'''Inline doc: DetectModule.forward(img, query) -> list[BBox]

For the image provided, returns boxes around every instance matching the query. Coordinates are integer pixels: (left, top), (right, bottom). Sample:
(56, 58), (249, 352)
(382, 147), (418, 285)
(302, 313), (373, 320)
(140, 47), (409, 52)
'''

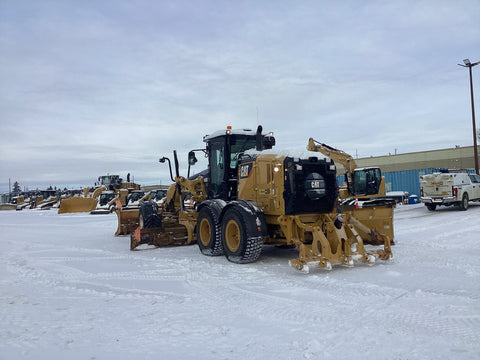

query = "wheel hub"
(199, 218), (211, 246)
(225, 219), (240, 252)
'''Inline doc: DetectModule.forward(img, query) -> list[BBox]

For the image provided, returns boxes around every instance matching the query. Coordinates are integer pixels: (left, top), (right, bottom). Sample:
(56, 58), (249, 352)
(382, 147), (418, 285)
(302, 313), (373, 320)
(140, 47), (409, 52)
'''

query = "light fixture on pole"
(458, 58), (480, 174)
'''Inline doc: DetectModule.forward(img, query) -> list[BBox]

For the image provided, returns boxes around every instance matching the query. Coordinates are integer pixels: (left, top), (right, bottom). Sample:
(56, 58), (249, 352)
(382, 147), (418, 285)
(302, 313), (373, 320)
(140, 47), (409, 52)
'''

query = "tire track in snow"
(1, 249), (191, 303)
(182, 258), (406, 330)
(386, 306), (480, 349)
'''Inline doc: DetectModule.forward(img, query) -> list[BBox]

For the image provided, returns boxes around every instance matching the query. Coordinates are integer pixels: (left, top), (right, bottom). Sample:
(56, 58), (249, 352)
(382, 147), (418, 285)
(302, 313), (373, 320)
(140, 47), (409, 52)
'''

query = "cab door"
(208, 141), (226, 199)
(469, 174), (480, 199)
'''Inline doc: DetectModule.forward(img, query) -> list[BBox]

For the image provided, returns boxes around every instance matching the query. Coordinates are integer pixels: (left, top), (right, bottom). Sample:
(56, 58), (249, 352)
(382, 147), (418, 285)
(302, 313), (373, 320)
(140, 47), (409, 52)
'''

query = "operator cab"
(201, 125), (275, 200)
(98, 191), (116, 206)
(98, 175), (122, 190)
(40, 189), (58, 200)
(351, 167), (382, 196)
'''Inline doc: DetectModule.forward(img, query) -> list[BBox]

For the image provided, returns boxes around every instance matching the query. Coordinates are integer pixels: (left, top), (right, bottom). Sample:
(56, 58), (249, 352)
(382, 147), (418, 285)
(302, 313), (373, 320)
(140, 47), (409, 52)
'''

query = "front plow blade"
(341, 200), (395, 245)
(288, 214), (393, 273)
(130, 222), (192, 250)
(115, 208), (140, 236)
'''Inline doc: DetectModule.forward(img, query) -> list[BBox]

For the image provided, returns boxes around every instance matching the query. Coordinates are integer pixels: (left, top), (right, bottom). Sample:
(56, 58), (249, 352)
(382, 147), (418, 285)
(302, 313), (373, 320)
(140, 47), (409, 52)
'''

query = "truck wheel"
(221, 207), (262, 264)
(426, 203), (436, 211)
(459, 193), (469, 211)
(139, 201), (162, 229)
(197, 206), (223, 256)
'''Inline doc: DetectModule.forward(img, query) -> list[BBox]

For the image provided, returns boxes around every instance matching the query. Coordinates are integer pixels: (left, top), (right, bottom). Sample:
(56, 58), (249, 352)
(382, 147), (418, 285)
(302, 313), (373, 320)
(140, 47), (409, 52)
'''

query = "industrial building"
(341, 145), (479, 198)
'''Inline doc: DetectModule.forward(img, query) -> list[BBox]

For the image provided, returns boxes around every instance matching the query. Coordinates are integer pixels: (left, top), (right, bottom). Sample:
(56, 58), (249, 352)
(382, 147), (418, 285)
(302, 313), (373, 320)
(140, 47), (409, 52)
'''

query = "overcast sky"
(1, 0), (479, 193)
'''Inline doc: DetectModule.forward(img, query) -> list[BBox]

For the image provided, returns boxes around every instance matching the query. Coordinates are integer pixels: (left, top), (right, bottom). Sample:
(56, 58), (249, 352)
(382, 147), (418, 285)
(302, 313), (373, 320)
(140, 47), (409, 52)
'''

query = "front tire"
(459, 193), (469, 211)
(221, 207), (262, 264)
(196, 206), (223, 256)
(139, 201), (162, 229)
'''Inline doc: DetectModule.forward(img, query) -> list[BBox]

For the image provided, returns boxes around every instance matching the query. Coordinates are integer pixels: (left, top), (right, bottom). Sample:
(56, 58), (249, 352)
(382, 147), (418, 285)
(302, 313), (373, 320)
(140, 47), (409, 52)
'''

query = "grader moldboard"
(122, 126), (393, 273)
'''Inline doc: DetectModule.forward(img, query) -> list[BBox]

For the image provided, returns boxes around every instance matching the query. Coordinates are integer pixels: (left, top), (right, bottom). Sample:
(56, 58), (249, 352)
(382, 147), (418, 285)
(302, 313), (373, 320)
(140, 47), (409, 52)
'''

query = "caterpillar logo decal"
(240, 163), (253, 178)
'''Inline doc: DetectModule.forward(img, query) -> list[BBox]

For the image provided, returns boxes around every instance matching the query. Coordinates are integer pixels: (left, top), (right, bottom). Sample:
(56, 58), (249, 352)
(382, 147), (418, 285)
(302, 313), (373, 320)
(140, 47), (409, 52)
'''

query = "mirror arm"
(159, 157), (175, 182)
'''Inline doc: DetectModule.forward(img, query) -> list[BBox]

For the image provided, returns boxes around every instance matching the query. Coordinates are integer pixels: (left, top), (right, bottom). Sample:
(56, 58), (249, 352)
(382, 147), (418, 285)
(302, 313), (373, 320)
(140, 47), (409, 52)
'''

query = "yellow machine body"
(236, 153), (392, 271)
(128, 139), (393, 273)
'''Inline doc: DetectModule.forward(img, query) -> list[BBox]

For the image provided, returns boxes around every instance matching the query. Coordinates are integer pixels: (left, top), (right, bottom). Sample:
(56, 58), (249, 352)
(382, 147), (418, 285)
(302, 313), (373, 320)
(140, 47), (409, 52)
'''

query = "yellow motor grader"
(123, 126), (393, 273)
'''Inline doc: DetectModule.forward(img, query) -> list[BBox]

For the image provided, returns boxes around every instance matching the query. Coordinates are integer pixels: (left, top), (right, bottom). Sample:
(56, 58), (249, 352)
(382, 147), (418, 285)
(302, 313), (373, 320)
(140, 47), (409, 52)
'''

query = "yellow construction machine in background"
(1, 191), (58, 211)
(58, 174), (140, 214)
(0, 195), (30, 211)
(58, 186), (104, 214)
(307, 138), (396, 244)
(118, 126), (393, 273)
(33, 190), (60, 210)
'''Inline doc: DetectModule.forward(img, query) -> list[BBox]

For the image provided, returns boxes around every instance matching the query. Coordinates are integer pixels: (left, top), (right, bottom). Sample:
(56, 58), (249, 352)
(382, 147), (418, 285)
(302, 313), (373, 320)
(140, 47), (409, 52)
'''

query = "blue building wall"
(383, 169), (432, 197)
(336, 169), (431, 197)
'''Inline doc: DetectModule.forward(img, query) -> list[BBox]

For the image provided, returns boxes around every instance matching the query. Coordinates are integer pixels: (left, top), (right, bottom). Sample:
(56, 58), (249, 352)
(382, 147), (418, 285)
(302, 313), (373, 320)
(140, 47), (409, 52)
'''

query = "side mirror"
(188, 151), (198, 166)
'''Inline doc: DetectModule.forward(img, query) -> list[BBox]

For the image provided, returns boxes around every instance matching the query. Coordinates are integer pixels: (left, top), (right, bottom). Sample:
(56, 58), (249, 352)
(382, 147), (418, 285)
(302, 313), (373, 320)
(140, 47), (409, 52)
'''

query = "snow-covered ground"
(1, 203), (479, 359)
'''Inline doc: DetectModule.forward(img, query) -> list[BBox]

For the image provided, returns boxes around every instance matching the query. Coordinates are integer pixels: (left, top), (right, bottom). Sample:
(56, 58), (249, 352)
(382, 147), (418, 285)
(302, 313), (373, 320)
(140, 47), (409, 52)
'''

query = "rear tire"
(197, 206), (223, 256)
(221, 207), (262, 264)
(459, 193), (469, 211)
(426, 203), (436, 211)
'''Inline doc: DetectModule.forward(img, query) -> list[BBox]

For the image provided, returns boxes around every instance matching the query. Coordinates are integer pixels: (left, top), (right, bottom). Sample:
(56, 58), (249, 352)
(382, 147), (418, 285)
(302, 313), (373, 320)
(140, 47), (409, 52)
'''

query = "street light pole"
(458, 59), (480, 175)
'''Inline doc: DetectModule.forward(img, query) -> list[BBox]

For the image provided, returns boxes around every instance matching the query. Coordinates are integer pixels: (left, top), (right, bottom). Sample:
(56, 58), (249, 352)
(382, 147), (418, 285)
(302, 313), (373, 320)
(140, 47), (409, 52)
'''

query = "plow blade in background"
(58, 197), (98, 214)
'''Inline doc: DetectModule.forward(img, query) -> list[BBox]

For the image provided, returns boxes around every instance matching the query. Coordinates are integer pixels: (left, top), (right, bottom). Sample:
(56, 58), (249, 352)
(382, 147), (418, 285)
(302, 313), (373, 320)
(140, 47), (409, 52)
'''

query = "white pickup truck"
(419, 172), (480, 211)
